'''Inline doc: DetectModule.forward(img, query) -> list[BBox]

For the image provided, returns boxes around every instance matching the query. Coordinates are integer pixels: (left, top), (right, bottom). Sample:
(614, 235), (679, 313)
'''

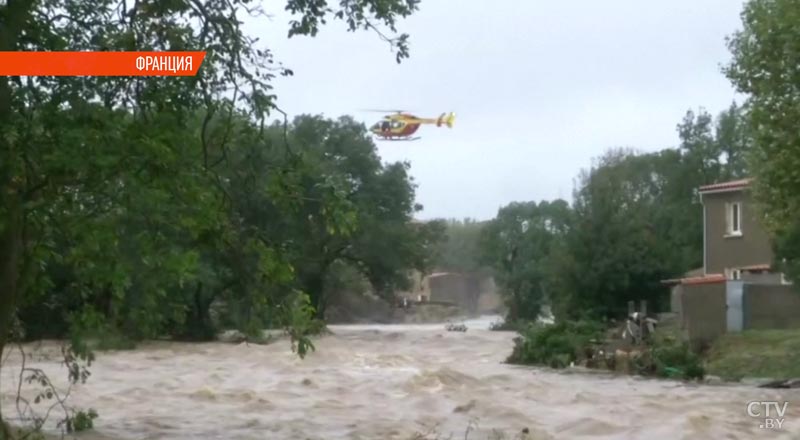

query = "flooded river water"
(2, 316), (798, 439)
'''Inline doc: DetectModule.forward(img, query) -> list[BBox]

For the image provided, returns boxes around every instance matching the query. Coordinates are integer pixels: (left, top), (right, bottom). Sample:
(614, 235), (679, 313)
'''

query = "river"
(2, 316), (798, 439)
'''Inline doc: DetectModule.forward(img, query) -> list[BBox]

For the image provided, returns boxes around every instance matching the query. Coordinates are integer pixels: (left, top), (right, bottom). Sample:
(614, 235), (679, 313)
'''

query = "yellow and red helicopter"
(365, 110), (456, 141)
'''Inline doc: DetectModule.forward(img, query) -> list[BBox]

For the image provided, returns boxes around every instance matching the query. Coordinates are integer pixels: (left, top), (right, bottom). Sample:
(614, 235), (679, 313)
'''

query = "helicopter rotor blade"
(358, 109), (410, 113)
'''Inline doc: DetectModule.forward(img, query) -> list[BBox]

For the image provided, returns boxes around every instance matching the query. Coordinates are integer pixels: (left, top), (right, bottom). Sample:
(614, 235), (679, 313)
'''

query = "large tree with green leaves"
(550, 149), (678, 319)
(479, 200), (571, 322)
(477, 106), (751, 323)
(0, 0), (420, 432)
(267, 115), (441, 317)
(725, 0), (800, 283)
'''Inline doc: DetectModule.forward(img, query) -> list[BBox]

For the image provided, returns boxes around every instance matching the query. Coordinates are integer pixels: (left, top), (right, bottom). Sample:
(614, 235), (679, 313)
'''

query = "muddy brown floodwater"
(1, 316), (799, 440)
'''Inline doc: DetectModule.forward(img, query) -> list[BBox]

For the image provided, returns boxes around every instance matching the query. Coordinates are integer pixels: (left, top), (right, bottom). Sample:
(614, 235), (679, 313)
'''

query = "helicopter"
(365, 110), (456, 141)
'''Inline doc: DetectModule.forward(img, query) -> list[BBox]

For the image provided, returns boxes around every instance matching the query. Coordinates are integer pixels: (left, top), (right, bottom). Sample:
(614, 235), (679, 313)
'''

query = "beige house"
(663, 178), (800, 347)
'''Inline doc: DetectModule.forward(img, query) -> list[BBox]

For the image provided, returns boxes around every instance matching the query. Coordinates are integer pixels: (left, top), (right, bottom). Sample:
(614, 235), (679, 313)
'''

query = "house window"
(727, 202), (742, 235)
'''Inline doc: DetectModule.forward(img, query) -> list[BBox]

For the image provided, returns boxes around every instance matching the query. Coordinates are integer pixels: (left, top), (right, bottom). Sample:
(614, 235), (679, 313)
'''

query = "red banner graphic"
(0, 51), (206, 76)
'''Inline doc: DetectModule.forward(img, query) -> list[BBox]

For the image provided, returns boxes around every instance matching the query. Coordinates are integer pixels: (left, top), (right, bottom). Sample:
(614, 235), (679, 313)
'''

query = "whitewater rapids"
(1, 316), (798, 439)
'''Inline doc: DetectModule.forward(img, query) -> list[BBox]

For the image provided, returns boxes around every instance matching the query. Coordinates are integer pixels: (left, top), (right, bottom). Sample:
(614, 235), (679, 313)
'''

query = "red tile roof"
(682, 274), (727, 285)
(698, 178), (752, 193)
(661, 273), (727, 285)
(662, 265), (771, 285)
(739, 263), (771, 272)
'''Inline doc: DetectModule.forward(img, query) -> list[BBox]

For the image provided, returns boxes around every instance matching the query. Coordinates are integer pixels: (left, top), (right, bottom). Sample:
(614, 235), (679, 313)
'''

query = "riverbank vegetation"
(507, 320), (604, 369)
(506, 319), (705, 381)
(704, 329), (800, 381)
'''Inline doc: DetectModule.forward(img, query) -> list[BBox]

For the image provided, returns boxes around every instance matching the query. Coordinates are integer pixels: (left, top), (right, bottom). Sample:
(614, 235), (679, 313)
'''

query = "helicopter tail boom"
(414, 112), (455, 128)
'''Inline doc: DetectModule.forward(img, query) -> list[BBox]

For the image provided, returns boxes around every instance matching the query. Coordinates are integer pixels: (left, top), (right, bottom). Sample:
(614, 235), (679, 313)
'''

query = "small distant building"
(397, 271), (501, 315)
(663, 178), (800, 348)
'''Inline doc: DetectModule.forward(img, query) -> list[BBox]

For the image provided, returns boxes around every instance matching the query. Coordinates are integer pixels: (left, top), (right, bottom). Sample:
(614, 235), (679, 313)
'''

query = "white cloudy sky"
(246, 1), (747, 221)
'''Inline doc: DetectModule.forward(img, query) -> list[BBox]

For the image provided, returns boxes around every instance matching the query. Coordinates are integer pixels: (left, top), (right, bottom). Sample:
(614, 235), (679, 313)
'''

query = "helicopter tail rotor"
(436, 112), (456, 128)
(445, 112), (455, 128)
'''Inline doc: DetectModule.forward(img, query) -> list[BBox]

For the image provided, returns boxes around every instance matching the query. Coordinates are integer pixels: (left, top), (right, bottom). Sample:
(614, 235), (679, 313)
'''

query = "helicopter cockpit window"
(390, 121), (403, 129)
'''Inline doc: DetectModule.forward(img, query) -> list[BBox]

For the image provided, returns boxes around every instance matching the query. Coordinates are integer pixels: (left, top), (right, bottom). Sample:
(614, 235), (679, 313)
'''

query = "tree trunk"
(185, 283), (216, 341)
(0, 197), (23, 343)
(0, 195), (24, 435)
(304, 272), (326, 320)
(0, 1), (36, 429)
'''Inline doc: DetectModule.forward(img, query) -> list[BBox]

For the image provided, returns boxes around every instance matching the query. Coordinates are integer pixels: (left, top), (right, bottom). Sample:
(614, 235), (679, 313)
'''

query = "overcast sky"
(247, 1), (747, 221)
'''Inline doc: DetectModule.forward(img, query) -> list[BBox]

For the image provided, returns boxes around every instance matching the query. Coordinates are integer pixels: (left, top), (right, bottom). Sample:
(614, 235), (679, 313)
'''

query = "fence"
(677, 281), (800, 348)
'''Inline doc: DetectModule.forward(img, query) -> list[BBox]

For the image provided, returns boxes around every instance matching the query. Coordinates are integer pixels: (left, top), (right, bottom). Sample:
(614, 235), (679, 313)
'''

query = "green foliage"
(480, 200), (571, 322)
(285, 292), (320, 358)
(430, 218), (487, 273)
(285, 0), (419, 63)
(550, 113), (751, 320)
(632, 336), (705, 380)
(506, 320), (604, 368)
(551, 149), (682, 319)
(241, 115), (440, 317)
(705, 329), (800, 381)
(63, 409), (99, 434)
(0, 0), (422, 431)
(725, 0), (800, 283)
(479, 105), (751, 326)
(68, 308), (135, 352)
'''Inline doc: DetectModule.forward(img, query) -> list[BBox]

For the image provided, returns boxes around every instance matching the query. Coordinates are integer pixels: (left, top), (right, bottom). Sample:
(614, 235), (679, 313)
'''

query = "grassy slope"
(704, 329), (800, 380)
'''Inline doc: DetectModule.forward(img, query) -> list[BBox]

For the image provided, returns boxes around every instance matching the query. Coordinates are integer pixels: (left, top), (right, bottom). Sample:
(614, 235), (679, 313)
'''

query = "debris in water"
(759, 378), (800, 389)
(445, 323), (467, 332)
(453, 399), (476, 413)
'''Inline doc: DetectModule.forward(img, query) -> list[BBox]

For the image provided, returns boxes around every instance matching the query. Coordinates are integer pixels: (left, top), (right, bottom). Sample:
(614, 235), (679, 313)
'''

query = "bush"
(68, 309), (136, 351)
(632, 336), (705, 380)
(506, 320), (604, 368)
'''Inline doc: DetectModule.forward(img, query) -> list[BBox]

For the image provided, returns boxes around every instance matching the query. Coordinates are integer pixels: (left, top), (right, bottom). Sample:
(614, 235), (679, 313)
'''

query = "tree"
(0, 0), (420, 432)
(477, 106), (752, 323)
(431, 218), (488, 274)
(265, 115), (441, 317)
(725, 0), (800, 282)
(479, 200), (571, 322)
(548, 149), (676, 319)
(715, 102), (752, 180)
(549, 120), (752, 320)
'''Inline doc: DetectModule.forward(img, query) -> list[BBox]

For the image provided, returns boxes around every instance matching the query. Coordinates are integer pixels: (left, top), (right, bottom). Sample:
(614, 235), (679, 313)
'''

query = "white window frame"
(726, 202), (742, 236)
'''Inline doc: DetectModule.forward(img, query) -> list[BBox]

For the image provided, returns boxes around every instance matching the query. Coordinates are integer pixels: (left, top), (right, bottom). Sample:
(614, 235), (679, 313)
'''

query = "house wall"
(744, 284), (800, 329)
(670, 285), (683, 314)
(679, 282), (727, 349)
(703, 190), (773, 274)
(428, 273), (482, 314)
(742, 272), (783, 284)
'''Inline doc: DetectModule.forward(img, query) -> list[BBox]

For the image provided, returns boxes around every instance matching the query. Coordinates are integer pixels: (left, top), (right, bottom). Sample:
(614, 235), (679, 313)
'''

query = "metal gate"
(726, 280), (744, 332)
